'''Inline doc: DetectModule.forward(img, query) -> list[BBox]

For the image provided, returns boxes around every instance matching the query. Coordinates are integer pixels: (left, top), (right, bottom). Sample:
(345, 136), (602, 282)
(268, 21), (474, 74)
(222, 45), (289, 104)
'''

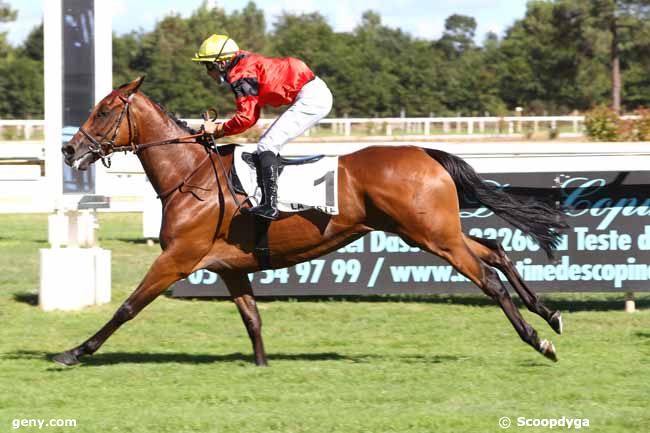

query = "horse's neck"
(134, 103), (204, 197)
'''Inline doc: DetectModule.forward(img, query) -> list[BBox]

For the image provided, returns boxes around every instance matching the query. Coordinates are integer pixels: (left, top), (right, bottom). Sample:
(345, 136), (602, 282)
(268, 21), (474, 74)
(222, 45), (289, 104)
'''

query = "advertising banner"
(172, 170), (650, 297)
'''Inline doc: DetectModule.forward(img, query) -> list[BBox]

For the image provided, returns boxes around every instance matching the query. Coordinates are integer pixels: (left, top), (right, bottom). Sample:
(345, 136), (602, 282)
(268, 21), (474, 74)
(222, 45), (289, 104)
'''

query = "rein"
(78, 90), (203, 168)
(78, 90), (242, 207)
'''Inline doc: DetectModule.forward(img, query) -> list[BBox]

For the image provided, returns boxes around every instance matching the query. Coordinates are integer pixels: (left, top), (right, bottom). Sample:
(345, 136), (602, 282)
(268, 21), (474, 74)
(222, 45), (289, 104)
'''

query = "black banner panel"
(173, 170), (650, 297)
(62, 0), (95, 194)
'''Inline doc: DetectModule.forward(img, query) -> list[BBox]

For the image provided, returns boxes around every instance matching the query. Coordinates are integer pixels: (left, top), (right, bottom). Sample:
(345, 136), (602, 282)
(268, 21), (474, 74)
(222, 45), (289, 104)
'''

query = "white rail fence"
(0, 115), (592, 141)
(2, 139), (650, 214)
(0, 120), (45, 140)
(181, 115), (587, 137)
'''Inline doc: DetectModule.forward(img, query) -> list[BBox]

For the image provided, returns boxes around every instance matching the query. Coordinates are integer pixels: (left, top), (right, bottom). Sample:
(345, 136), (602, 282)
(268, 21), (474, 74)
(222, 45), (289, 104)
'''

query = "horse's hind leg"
(464, 234), (563, 335)
(221, 272), (268, 366)
(408, 233), (558, 361)
(385, 193), (556, 359)
(427, 237), (558, 361)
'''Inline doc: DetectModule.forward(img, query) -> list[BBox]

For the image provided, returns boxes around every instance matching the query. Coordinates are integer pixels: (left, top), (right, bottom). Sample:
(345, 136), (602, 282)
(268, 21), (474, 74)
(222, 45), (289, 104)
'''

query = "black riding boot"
(242, 151), (280, 220)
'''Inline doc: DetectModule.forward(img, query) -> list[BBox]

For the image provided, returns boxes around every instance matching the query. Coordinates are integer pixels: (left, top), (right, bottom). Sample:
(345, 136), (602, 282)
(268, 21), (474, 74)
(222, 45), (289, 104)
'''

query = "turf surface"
(1, 214), (649, 433)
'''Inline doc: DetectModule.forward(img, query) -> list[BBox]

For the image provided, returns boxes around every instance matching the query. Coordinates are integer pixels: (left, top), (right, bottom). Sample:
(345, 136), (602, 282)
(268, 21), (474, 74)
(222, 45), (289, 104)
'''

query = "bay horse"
(56, 77), (566, 367)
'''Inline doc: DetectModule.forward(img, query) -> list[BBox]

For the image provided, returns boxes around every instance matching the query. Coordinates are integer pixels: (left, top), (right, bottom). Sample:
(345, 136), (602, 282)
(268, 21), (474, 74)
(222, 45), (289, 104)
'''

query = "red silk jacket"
(222, 51), (315, 136)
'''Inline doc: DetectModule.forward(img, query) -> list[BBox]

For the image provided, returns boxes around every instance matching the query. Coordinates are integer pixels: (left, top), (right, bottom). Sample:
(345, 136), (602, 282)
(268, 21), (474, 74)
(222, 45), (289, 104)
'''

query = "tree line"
(1, 0), (650, 120)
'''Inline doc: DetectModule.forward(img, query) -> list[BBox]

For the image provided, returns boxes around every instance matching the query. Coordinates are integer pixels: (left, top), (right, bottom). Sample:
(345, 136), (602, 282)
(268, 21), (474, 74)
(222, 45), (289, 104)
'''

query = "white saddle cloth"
(234, 145), (339, 215)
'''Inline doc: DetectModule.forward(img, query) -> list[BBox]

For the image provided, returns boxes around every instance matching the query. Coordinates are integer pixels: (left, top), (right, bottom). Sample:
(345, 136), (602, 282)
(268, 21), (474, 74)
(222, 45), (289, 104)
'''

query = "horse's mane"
(150, 100), (198, 134)
(115, 81), (198, 134)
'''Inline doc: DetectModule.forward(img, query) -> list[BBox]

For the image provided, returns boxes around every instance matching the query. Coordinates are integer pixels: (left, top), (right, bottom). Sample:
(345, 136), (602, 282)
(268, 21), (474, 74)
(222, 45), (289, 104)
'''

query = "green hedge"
(585, 105), (650, 141)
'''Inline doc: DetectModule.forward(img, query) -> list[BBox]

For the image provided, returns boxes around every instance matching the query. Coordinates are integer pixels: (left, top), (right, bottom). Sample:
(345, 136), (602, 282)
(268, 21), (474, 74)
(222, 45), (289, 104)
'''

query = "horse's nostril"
(62, 145), (74, 157)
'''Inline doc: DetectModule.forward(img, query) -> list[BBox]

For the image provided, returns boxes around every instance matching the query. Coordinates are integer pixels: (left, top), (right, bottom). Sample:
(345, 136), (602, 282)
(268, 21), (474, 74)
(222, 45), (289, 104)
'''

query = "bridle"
(76, 90), (244, 208)
(78, 90), (203, 168)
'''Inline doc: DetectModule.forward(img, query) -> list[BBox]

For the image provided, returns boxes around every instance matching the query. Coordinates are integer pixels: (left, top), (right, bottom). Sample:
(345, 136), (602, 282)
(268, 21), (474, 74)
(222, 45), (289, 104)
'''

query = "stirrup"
(242, 203), (279, 220)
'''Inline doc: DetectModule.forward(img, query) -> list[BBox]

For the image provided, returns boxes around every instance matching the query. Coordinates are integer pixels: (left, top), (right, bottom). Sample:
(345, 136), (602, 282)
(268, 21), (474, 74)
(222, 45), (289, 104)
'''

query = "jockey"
(192, 34), (333, 220)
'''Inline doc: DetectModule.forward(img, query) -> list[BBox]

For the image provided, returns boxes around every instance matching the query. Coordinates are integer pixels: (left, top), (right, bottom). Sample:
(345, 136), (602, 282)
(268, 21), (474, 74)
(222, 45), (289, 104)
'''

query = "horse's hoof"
(550, 311), (563, 335)
(539, 339), (558, 362)
(52, 351), (80, 366)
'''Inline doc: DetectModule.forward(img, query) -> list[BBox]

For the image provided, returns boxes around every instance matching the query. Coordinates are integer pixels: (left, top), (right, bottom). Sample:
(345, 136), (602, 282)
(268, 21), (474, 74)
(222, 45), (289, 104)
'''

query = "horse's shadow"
(3, 350), (461, 367)
(12, 292), (38, 305)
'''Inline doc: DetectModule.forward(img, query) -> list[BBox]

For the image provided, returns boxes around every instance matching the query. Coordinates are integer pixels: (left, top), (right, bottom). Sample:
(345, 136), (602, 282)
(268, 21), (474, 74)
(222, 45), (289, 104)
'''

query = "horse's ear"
(120, 76), (146, 97)
(133, 75), (146, 91)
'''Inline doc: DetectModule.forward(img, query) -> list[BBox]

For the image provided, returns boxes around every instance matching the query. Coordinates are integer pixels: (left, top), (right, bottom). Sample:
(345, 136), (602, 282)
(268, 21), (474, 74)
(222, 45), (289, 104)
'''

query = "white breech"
(257, 76), (333, 154)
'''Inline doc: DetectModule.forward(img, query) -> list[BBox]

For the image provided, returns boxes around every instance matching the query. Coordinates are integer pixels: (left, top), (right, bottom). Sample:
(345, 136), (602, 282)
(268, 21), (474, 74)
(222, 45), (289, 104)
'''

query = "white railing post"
(345, 120), (351, 137)
(424, 121), (430, 136)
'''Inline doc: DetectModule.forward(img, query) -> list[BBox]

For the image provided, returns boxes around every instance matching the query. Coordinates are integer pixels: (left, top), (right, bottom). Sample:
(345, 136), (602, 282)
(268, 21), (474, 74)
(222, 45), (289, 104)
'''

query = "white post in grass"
(40, 0), (112, 312)
(625, 292), (636, 313)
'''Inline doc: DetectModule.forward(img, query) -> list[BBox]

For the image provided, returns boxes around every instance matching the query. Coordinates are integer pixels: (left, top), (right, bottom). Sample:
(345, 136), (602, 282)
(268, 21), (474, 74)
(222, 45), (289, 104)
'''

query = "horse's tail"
(425, 148), (568, 258)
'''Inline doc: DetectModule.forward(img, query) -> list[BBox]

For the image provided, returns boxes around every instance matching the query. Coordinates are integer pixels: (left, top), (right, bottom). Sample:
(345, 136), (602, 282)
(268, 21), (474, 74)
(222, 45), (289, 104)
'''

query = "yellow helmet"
(192, 34), (239, 62)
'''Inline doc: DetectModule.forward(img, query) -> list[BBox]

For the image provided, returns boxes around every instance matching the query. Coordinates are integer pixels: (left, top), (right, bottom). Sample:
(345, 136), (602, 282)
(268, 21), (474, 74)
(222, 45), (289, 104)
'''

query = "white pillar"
(92, 0), (113, 198)
(40, 248), (111, 311)
(40, 0), (113, 312)
(44, 0), (63, 212)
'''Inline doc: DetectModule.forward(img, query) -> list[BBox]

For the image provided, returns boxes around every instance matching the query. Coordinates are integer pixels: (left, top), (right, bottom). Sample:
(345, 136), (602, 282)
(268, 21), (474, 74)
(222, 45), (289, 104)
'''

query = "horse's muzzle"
(62, 145), (75, 165)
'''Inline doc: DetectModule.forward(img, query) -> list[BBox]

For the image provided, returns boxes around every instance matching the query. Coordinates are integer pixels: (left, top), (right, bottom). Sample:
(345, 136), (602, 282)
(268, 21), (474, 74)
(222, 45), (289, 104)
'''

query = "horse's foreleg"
(464, 234), (563, 335)
(221, 272), (267, 366)
(53, 252), (192, 366)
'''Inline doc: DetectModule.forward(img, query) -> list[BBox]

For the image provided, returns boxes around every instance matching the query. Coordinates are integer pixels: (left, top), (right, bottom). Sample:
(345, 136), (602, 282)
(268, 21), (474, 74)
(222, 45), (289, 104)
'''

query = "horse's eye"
(97, 111), (109, 118)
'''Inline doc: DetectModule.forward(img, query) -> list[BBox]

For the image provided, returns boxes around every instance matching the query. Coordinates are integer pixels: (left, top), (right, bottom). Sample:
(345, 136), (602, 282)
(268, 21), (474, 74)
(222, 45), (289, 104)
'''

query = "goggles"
(204, 61), (219, 72)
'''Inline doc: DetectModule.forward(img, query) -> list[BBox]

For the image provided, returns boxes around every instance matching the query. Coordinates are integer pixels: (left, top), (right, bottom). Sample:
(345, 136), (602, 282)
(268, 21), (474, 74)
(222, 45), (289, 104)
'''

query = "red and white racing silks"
(222, 51), (316, 136)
